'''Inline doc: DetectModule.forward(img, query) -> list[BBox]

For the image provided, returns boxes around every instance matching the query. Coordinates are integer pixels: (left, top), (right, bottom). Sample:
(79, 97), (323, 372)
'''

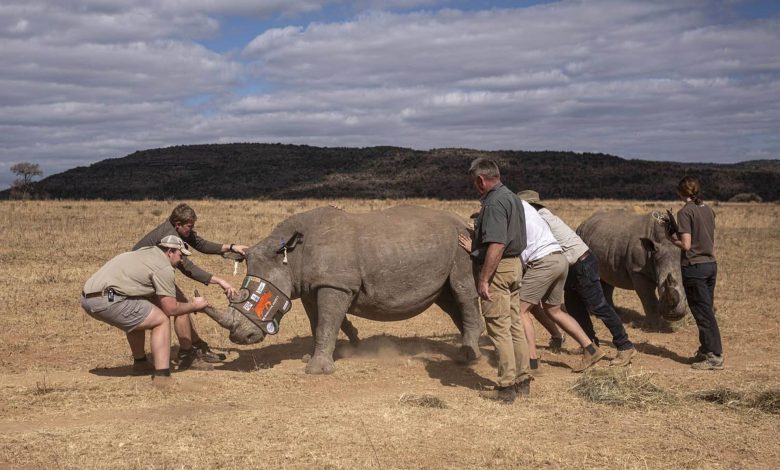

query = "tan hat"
(158, 235), (191, 256)
(517, 189), (544, 207)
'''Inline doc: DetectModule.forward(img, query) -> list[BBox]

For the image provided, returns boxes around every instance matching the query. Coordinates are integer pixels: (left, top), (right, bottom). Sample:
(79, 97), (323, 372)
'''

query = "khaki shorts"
(80, 294), (153, 333)
(519, 252), (568, 306)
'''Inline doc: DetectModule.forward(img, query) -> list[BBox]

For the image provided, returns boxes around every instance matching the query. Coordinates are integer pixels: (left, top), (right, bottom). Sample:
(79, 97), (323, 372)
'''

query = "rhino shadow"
(634, 341), (691, 364)
(614, 306), (680, 333)
(214, 333), (482, 374)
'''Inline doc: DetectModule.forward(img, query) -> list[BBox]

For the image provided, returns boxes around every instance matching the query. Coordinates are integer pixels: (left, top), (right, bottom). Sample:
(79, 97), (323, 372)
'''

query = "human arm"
(157, 294), (211, 317)
(221, 243), (248, 256)
(669, 232), (692, 251)
(208, 275), (238, 298)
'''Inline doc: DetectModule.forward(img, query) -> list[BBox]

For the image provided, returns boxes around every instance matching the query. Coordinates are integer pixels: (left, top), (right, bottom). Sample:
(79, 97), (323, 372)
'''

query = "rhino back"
(304, 205), (467, 317)
(577, 210), (656, 289)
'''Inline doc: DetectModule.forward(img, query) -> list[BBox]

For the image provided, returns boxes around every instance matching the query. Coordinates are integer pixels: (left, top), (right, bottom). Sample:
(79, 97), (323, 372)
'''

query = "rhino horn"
(202, 304), (239, 330)
(202, 304), (266, 345)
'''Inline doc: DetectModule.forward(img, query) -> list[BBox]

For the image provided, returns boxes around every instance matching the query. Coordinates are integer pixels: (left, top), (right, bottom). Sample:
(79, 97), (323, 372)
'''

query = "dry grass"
(572, 368), (677, 409)
(1, 198), (779, 469)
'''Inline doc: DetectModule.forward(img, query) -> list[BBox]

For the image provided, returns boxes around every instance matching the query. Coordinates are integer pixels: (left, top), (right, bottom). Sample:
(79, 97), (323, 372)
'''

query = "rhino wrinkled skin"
(576, 210), (688, 327)
(204, 205), (483, 374)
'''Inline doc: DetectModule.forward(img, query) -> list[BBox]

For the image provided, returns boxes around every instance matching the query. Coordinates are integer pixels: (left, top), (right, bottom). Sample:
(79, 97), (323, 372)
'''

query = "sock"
(585, 343), (597, 355)
(133, 356), (147, 363)
(530, 358), (539, 369)
(154, 368), (171, 377)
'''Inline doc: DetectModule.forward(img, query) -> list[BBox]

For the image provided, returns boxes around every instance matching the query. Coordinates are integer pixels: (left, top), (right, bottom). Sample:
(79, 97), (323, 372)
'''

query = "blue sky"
(1, 0), (779, 188)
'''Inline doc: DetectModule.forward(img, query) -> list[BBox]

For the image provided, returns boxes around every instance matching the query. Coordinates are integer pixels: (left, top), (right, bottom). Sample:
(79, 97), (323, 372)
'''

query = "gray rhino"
(576, 210), (687, 326)
(203, 205), (483, 374)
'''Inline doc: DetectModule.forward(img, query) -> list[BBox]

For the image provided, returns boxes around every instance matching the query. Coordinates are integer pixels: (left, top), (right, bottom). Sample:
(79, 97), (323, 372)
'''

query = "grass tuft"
(572, 368), (676, 409)
(399, 393), (448, 409)
(693, 388), (780, 415)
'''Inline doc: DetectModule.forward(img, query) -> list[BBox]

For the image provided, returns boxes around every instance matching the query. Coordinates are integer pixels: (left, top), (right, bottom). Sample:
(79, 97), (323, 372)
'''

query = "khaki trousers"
(480, 257), (530, 388)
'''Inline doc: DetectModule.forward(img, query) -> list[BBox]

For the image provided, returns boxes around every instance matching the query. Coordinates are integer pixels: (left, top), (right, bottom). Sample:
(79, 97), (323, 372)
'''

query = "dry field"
(1, 198), (778, 469)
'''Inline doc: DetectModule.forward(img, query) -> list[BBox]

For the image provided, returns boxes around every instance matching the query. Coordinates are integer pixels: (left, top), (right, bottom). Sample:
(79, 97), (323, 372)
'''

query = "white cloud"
(1, 0), (779, 189)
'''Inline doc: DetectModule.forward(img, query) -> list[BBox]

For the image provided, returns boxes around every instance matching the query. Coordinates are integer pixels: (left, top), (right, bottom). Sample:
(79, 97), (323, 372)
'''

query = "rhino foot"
(304, 354), (336, 375)
(455, 344), (481, 364)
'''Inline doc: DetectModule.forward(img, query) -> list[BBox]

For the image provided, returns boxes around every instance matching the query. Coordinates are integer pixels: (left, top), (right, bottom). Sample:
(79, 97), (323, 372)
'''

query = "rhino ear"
(276, 231), (304, 253)
(640, 237), (657, 253)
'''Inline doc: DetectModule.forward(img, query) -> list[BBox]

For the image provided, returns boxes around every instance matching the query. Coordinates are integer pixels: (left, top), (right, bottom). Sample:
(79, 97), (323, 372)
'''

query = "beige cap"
(158, 235), (191, 256)
(517, 189), (544, 207)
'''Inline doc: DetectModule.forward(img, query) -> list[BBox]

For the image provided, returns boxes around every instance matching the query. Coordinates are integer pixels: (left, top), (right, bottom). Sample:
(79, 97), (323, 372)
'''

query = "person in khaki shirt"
(80, 235), (211, 387)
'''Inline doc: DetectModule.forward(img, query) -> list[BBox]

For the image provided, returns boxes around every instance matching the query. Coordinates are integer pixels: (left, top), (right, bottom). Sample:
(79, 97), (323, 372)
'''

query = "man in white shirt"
(518, 190), (636, 367)
(516, 198), (606, 372)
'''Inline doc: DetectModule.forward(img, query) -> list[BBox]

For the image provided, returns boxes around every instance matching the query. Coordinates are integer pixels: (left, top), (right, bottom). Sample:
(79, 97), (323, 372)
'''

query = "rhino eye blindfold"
(230, 275), (291, 335)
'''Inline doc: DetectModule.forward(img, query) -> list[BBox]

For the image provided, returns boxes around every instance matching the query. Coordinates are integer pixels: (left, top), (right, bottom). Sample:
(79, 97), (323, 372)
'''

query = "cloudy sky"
(1, 0), (779, 188)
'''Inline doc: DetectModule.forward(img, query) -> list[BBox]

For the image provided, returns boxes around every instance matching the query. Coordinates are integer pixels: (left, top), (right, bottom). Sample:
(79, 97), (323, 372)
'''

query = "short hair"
(468, 158), (500, 179)
(169, 203), (197, 225)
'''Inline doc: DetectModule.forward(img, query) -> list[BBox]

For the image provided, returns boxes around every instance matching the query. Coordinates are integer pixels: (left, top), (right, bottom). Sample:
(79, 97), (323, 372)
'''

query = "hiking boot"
(572, 346), (605, 373)
(192, 340), (226, 362)
(514, 377), (533, 397)
(690, 350), (708, 364)
(691, 352), (724, 370)
(548, 333), (565, 353)
(177, 349), (215, 371)
(479, 385), (517, 404)
(610, 347), (637, 367)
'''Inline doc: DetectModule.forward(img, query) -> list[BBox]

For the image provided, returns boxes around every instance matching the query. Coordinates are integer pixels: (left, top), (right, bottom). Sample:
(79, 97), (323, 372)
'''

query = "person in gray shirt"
(458, 158), (531, 404)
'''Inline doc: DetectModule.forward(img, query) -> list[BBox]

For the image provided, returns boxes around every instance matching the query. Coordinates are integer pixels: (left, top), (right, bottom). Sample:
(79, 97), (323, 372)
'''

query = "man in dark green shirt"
(134, 203), (248, 370)
(458, 158), (531, 403)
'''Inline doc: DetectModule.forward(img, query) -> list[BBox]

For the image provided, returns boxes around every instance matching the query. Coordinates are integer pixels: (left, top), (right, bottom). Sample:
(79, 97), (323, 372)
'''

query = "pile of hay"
(572, 368), (676, 409)
(399, 393), (448, 409)
(694, 387), (780, 415)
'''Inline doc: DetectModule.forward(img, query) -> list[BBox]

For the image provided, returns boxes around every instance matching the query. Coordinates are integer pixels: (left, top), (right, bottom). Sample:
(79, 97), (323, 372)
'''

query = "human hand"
(458, 234), (472, 252)
(192, 295), (211, 311)
(230, 244), (249, 255)
(477, 279), (492, 301)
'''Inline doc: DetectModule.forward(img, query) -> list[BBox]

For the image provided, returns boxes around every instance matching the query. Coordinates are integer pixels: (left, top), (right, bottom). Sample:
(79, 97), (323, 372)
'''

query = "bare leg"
(530, 304), (562, 338)
(519, 301), (538, 361)
(544, 303), (594, 348)
(126, 329), (146, 359)
(133, 307), (171, 370)
(173, 315), (195, 351)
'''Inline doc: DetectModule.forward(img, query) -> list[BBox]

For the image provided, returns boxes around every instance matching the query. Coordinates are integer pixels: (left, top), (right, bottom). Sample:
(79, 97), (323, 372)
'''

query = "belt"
(82, 291), (103, 298)
(577, 250), (591, 263)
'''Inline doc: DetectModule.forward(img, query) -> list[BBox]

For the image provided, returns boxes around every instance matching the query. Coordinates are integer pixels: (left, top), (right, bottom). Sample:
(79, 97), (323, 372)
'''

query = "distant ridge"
(5, 143), (779, 200)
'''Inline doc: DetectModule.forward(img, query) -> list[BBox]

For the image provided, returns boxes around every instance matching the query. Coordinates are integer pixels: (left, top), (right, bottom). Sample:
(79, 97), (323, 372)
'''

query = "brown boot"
(514, 376), (533, 397)
(610, 347), (637, 367)
(177, 349), (214, 371)
(572, 346), (605, 373)
(479, 385), (517, 404)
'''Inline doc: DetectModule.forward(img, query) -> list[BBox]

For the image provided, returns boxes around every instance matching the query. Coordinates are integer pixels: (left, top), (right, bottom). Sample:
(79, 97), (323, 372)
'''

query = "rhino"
(202, 205), (483, 374)
(576, 210), (687, 327)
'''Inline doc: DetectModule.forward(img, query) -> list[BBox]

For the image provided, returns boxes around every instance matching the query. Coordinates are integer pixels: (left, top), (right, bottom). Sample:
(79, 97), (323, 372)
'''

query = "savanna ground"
(0, 198), (778, 469)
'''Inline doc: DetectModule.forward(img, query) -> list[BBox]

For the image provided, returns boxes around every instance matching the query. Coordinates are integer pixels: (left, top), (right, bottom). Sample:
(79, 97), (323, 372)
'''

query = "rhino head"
(639, 232), (688, 322)
(202, 233), (300, 345)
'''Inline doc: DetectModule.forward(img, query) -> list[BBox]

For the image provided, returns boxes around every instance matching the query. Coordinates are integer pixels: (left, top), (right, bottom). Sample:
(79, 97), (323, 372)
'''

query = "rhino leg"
(305, 288), (352, 375)
(438, 277), (482, 363)
(302, 296), (360, 348)
(630, 273), (663, 329)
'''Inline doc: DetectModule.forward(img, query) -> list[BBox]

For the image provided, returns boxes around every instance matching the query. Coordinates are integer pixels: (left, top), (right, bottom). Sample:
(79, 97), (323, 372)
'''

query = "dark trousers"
(564, 252), (633, 351)
(682, 262), (722, 356)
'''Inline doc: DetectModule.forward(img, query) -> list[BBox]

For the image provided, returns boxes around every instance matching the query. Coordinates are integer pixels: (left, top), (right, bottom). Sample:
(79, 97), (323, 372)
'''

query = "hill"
(6, 144), (780, 200)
